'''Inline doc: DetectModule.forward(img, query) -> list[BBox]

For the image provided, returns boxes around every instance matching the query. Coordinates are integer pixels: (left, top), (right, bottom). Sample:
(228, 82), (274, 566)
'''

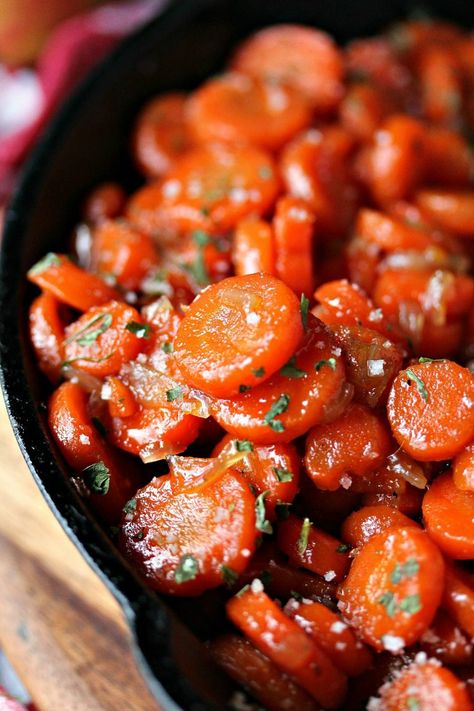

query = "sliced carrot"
(373, 659), (472, 711)
(339, 83), (387, 141)
(83, 182), (126, 224)
(210, 634), (318, 711)
(232, 218), (275, 276)
(423, 470), (474, 560)
(119, 470), (257, 596)
(453, 440), (474, 491)
(415, 189), (474, 237)
(29, 292), (66, 383)
(187, 73), (312, 151)
(285, 599), (373, 676)
(443, 562), (474, 639)
(277, 514), (350, 583)
(231, 24), (344, 112)
(212, 434), (300, 520)
(48, 381), (138, 523)
(356, 208), (435, 252)
(226, 586), (348, 709)
(304, 403), (391, 491)
(419, 610), (473, 667)
(362, 486), (424, 519)
(273, 196), (315, 297)
(132, 93), (190, 178)
(63, 300), (148, 378)
(423, 127), (474, 185)
(127, 143), (280, 235)
(210, 314), (347, 444)
(341, 505), (419, 548)
(173, 274), (303, 398)
(165, 229), (232, 291)
(103, 376), (137, 418)
(28, 253), (120, 311)
(417, 45), (463, 127)
(387, 361), (474, 461)
(91, 220), (159, 291)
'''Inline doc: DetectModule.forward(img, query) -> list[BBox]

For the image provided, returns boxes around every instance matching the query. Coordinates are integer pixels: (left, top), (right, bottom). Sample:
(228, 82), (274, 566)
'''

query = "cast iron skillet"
(1, 0), (473, 708)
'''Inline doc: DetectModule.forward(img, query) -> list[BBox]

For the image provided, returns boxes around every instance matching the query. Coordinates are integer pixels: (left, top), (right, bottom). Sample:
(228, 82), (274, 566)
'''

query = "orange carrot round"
(232, 218), (275, 276)
(423, 470), (474, 559)
(415, 189), (474, 237)
(273, 196), (315, 297)
(341, 505), (419, 548)
(443, 563), (474, 639)
(29, 292), (66, 383)
(453, 440), (474, 491)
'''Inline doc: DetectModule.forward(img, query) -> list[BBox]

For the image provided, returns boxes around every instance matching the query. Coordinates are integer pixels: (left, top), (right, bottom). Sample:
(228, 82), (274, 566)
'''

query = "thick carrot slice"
(29, 292), (66, 383)
(387, 361), (474, 461)
(28, 253), (120, 311)
(285, 599), (373, 676)
(415, 189), (474, 237)
(173, 274), (303, 398)
(339, 83), (387, 141)
(356, 208), (435, 252)
(341, 505), (419, 548)
(132, 93), (190, 178)
(423, 470), (474, 560)
(91, 220), (159, 291)
(210, 314), (347, 444)
(314, 279), (383, 329)
(453, 440), (474, 491)
(273, 196), (315, 297)
(232, 218), (275, 276)
(304, 403), (391, 491)
(210, 634), (318, 711)
(277, 514), (350, 583)
(119, 470), (257, 596)
(103, 376), (137, 418)
(337, 527), (445, 651)
(226, 586), (348, 709)
(127, 143), (280, 235)
(212, 434), (300, 520)
(372, 659), (472, 711)
(48, 381), (138, 523)
(187, 73), (312, 151)
(63, 300), (148, 378)
(420, 610), (473, 667)
(83, 182), (126, 224)
(231, 24), (344, 112)
(443, 563), (474, 639)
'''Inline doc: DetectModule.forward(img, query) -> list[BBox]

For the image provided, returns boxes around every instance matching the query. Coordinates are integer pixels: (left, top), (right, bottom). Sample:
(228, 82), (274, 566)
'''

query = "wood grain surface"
(0, 395), (160, 711)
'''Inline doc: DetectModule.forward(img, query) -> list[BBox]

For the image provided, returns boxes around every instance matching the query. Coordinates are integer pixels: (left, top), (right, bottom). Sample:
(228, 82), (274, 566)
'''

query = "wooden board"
(0, 395), (160, 711)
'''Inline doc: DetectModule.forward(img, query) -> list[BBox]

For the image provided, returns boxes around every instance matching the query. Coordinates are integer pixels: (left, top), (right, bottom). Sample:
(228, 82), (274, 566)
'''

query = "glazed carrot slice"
(210, 314), (347, 444)
(443, 563), (474, 639)
(362, 487), (424, 519)
(132, 93), (190, 178)
(422, 470), (474, 560)
(91, 220), (159, 291)
(415, 189), (474, 237)
(387, 361), (474, 461)
(372, 659), (472, 711)
(127, 143), (280, 235)
(356, 208), (435, 252)
(419, 610), (473, 667)
(423, 127), (474, 185)
(341, 505), (419, 548)
(285, 599), (373, 676)
(29, 292), (66, 383)
(83, 182), (126, 224)
(273, 196), (315, 297)
(119, 470), (257, 596)
(232, 218), (275, 276)
(277, 514), (350, 583)
(28, 253), (120, 311)
(210, 634), (318, 711)
(48, 381), (138, 523)
(453, 440), (474, 491)
(231, 24), (344, 112)
(212, 434), (300, 520)
(63, 300), (148, 378)
(226, 586), (348, 709)
(304, 403), (392, 491)
(173, 274), (303, 398)
(339, 83), (387, 141)
(337, 527), (445, 651)
(103, 376), (137, 418)
(187, 73), (312, 151)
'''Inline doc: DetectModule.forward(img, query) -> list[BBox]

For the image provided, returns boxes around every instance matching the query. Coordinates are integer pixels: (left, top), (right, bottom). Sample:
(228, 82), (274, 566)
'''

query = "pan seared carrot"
(341, 505), (419, 548)
(232, 218), (275, 276)
(29, 292), (67, 383)
(273, 196), (315, 297)
(453, 440), (474, 491)
(422, 470), (474, 559)
(415, 189), (474, 237)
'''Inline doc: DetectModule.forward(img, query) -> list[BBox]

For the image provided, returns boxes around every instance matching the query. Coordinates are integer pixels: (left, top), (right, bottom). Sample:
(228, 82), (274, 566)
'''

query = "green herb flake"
(275, 502), (292, 520)
(28, 252), (61, 275)
(315, 358), (337, 372)
(378, 591), (397, 618)
(235, 439), (254, 453)
(252, 366), (265, 378)
(390, 558), (420, 585)
(255, 491), (273, 535)
(239, 384), (251, 393)
(161, 342), (173, 354)
(236, 584), (250, 598)
(280, 356), (305, 379)
(166, 386), (183, 402)
(407, 697), (420, 710)
(123, 498), (137, 515)
(192, 229), (211, 248)
(136, 529), (145, 541)
(300, 293), (309, 331)
(82, 461), (110, 495)
(65, 312), (113, 346)
(125, 321), (151, 339)
(406, 368), (429, 402)
(92, 416), (107, 437)
(260, 570), (272, 587)
(263, 394), (289, 432)
(297, 518), (312, 555)
(258, 165), (273, 180)
(336, 544), (350, 553)
(272, 467), (293, 483)
(221, 565), (239, 587)
(291, 590), (303, 602)
(175, 554), (199, 584)
(61, 352), (114, 369)
(399, 593), (422, 615)
(228, 502), (236, 513)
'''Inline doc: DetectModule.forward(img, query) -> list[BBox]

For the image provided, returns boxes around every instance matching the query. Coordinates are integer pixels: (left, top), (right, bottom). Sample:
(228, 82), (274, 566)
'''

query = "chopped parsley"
(291, 590), (303, 602)
(399, 594), (422, 615)
(258, 165), (273, 180)
(123, 498), (137, 515)
(280, 356), (305, 379)
(82, 461), (110, 495)
(336, 544), (350, 553)
(252, 366), (265, 377)
(236, 584), (250, 598)
(183, 230), (211, 286)
(61, 352), (114, 369)
(235, 439), (253, 452)
(378, 591), (397, 618)
(192, 229), (211, 248)
(300, 293), (309, 331)
(406, 368), (429, 402)
(390, 558), (419, 585)
(175, 554), (199, 584)
(406, 697), (420, 710)
(255, 491), (273, 534)
(315, 358), (337, 372)
(125, 321), (151, 339)
(239, 384), (251, 393)
(272, 467), (293, 483)
(65, 312), (112, 346)
(378, 590), (422, 618)
(263, 394), (290, 432)
(161, 342), (173, 354)
(297, 517), (312, 556)
(221, 565), (239, 587)
(166, 386), (183, 402)
(28, 252), (61, 275)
